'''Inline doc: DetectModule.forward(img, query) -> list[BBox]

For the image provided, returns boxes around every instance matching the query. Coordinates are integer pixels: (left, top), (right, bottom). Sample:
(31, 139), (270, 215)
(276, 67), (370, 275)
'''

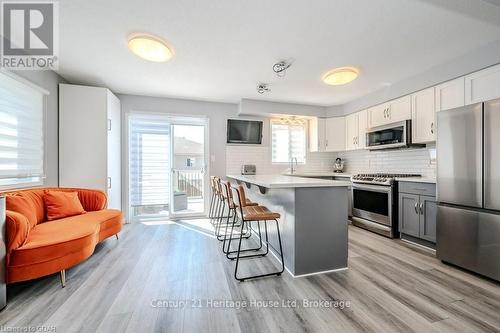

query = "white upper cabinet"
(412, 87), (436, 144)
(465, 63), (500, 105)
(309, 117), (326, 152)
(435, 77), (465, 112)
(345, 113), (358, 150)
(388, 95), (412, 123)
(358, 109), (368, 149)
(368, 95), (411, 128)
(345, 110), (368, 150)
(325, 117), (346, 152)
(367, 103), (388, 128)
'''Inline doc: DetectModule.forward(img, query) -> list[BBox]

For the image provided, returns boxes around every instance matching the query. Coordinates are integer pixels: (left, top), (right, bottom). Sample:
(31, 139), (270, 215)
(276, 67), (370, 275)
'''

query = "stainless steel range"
(350, 173), (420, 238)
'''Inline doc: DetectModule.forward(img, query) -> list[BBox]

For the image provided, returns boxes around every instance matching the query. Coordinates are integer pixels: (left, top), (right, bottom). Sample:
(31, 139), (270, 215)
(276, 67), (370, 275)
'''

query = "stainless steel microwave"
(366, 120), (412, 150)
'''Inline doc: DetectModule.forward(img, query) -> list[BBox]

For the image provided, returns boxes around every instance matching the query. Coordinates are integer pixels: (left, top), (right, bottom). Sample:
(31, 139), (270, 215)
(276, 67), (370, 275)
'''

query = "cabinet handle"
(420, 202), (424, 215)
(414, 202), (419, 214)
(107, 177), (112, 189)
(430, 122), (434, 134)
(107, 119), (112, 131)
(325, 139), (328, 147)
(383, 109), (387, 118)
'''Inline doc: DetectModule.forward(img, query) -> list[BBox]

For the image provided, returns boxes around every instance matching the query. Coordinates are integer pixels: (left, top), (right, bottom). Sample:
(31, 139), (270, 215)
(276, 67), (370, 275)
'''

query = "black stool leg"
(234, 219), (284, 281)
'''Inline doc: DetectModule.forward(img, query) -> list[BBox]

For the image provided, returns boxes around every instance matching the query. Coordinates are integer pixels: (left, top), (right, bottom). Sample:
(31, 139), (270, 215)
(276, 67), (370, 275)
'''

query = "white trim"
(267, 245), (348, 278)
(0, 69), (50, 95)
(124, 110), (210, 222)
(290, 267), (349, 278)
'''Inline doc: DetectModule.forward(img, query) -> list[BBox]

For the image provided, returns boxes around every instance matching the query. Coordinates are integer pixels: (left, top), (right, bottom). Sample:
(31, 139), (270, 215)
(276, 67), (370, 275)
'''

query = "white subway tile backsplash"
(226, 145), (337, 175)
(226, 145), (436, 178)
(338, 145), (436, 178)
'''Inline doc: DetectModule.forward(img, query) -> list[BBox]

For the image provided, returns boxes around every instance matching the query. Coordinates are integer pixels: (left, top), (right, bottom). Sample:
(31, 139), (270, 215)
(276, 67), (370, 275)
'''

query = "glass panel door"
(171, 124), (206, 216)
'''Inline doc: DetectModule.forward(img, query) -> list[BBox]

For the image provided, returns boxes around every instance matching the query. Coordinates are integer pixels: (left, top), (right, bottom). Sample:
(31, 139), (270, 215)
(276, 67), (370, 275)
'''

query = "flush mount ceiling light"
(128, 34), (173, 62)
(322, 66), (359, 85)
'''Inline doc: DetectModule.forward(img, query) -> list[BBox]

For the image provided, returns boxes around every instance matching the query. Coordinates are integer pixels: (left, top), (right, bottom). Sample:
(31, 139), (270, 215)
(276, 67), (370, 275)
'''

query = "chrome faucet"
(290, 157), (298, 174)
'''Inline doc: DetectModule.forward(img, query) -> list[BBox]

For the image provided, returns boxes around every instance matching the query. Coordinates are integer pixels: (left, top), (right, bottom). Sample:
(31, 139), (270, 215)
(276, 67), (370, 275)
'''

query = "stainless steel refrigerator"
(436, 99), (500, 281)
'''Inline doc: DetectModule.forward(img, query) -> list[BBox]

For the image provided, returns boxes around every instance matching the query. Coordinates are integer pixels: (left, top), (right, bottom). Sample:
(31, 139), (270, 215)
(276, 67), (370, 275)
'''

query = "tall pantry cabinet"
(58, 84), (121, 210)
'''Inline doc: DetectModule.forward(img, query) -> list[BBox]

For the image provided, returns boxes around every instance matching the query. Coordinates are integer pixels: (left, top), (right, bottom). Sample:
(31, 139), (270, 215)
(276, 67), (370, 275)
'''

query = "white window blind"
(0, 72), (45, 187)
(129, 113), (170, 208)
(271, 119), (306, 163)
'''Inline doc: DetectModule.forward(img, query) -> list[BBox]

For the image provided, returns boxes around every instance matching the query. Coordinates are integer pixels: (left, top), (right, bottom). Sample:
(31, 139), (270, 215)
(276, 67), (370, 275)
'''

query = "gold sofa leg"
(115, 234), (119, 240)
(60, 270), (66, 288)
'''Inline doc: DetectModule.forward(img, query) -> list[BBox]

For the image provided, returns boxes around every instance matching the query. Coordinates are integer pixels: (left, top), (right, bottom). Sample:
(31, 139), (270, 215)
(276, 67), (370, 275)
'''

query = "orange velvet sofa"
(2, 187), (123, 286)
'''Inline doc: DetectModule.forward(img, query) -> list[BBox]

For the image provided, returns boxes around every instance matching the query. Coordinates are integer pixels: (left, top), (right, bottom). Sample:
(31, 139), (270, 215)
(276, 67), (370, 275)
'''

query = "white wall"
(14, 70), (66, 187)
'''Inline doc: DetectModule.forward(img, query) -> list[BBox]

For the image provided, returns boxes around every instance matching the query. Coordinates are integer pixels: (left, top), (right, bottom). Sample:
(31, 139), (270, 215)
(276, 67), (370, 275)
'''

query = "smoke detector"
(257, 83), (271, 94)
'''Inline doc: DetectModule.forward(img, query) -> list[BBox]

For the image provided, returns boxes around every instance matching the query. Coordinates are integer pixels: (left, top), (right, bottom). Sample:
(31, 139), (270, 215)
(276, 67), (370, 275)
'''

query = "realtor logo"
(1, 1), (59, 70)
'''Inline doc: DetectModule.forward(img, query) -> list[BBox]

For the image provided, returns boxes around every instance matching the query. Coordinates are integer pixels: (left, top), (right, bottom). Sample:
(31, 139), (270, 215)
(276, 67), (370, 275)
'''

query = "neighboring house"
(173, 136), (204, 170)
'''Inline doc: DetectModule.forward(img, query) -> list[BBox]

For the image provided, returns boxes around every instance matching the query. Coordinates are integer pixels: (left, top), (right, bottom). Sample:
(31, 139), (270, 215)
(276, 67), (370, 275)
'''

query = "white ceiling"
(58, 0), (500, 106)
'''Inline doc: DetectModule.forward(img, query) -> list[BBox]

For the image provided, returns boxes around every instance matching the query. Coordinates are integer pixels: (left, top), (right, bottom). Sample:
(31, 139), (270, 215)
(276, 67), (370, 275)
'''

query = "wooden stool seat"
(238, 206), (280, 221)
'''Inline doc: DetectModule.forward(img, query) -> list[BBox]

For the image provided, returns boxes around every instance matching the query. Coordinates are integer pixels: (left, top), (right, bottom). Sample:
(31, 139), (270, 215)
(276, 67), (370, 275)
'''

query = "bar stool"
(230, 184), (285, 281)
(218, 181), (259, 250)
(209, 176), (217, 219)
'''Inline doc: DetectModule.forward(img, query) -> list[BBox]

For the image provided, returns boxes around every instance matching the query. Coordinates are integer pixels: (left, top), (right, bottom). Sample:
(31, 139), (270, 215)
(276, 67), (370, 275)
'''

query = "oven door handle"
(352, 183), (392, 193)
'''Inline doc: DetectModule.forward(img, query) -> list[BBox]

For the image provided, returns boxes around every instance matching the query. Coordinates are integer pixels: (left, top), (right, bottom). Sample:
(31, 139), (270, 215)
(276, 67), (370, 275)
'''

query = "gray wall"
(14, 70), (66, 187)
(118, 94), (239, 178)
(341, 39), (500, 115)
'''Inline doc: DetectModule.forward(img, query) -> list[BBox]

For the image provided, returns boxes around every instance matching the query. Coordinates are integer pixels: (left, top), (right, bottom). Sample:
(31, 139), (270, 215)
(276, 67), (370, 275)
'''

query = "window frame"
(0, 70), (48, 190)
(270, 119), (307, 165)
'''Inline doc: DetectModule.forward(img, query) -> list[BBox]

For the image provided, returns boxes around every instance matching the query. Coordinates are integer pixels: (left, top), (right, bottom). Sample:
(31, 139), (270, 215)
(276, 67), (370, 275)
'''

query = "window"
(129, 113), (171, 218)
(0, 72), (46, 188)
(271, 119), (306, 163)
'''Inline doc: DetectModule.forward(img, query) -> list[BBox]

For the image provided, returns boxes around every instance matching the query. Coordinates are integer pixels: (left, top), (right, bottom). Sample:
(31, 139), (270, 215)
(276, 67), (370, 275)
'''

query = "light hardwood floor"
(1, 220), (499, 333)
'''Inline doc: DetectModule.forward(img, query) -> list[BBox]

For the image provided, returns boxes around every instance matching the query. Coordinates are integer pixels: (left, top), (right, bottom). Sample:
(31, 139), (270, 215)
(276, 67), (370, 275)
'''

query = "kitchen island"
(227, 174), (350, 277)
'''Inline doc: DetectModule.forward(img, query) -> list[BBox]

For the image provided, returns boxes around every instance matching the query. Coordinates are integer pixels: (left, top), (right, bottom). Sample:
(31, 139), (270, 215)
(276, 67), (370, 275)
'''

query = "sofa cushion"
(44, 191), (86, 220)
(6, 195), (38, 228)
(10, 217), (98, 267)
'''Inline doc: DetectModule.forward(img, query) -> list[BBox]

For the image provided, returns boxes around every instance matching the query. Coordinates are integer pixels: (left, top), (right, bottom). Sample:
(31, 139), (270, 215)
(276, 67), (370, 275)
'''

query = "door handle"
(414, 202), (419, 214)
(430, 122), (434, 134)
(420, 202), (424, 215)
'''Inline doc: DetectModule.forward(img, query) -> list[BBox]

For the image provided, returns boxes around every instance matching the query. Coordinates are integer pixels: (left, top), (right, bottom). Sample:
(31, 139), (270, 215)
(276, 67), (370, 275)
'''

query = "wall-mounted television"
(227, 119), (263, 144)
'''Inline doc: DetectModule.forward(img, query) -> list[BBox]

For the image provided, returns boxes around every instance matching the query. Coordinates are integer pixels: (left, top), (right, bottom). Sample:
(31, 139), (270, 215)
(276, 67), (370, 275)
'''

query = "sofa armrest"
(76, 189), (108, 211)
(6, 211), (30, 258)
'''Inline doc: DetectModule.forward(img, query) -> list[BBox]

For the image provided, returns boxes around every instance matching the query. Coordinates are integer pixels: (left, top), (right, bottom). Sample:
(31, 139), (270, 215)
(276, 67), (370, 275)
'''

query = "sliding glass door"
(128, 113), (208, 221)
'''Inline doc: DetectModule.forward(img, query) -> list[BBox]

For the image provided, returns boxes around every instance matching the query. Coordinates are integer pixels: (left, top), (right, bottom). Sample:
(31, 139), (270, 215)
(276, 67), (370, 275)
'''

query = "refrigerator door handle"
(484, 99), (500, 211)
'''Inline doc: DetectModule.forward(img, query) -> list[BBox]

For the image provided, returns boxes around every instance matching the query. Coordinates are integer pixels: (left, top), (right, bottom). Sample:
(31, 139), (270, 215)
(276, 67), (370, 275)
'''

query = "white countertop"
(395, 177), (436, 184)
(227, 174), (351, 189)
(283, 172), (352, 178)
